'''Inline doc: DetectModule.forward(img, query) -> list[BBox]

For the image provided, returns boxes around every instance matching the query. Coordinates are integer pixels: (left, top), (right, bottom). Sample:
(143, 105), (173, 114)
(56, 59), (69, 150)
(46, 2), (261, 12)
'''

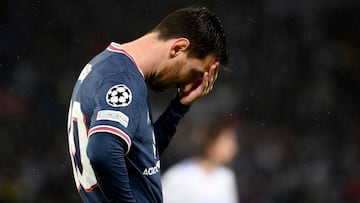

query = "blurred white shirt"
(162, 159), (238, 203)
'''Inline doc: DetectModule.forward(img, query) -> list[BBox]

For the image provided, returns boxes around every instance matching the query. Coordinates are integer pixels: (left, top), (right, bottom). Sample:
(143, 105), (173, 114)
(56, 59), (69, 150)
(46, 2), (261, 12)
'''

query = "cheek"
(186, 69), (203, 83)
(177, 71), (201, 86)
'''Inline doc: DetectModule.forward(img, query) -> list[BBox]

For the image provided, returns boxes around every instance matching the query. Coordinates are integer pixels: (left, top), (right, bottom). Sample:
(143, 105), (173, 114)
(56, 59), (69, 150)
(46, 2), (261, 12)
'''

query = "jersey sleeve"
(86, 72), (144, 202)
(154, 94), (190, 155)
(87, 132), (136, 202)
(88, 72), (144, 153)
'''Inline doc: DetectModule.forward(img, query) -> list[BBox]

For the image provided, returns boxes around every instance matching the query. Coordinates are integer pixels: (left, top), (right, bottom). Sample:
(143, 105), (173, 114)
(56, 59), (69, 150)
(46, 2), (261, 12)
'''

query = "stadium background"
(1, 0), (359, 202)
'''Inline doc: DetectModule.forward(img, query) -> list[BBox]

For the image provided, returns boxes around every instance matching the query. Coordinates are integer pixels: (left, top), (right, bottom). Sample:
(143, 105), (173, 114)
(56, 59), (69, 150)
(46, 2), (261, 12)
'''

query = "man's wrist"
(172, 93), (191, 112)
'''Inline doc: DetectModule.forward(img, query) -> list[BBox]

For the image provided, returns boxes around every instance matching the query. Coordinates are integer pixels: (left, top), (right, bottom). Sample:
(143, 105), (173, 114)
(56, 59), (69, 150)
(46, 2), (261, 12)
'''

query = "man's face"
(207, 128), (239, 165)
(148, 54), (218, 92)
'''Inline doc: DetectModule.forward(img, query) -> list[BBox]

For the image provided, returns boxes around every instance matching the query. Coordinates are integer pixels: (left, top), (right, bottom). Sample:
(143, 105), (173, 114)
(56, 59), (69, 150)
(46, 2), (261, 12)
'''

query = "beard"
(146, 77), (172, 92)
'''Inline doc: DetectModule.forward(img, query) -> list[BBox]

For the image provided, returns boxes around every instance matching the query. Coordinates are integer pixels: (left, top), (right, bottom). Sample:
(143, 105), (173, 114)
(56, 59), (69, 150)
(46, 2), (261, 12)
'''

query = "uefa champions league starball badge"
(106, 84), (132, 107)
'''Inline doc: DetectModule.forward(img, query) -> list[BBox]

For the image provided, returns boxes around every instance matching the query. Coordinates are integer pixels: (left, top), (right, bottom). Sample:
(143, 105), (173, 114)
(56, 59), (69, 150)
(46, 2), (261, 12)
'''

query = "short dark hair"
(151, 6), (229, 67)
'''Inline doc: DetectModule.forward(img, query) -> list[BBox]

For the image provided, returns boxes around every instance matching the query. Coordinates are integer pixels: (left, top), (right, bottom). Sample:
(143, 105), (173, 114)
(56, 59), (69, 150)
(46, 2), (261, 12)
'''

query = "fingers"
(203, 62), (219, 95)
(178, 62), (220, 105)
(203, 72), (210, 95)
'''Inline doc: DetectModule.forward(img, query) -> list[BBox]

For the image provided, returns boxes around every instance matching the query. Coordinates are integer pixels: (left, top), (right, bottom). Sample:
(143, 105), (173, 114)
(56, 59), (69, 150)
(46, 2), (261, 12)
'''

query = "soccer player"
(67, 6), (228, 202)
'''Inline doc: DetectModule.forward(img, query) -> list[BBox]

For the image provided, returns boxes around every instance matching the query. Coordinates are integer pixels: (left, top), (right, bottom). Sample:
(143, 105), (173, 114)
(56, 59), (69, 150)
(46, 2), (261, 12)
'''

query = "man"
(162, 117), (239, 203)
(67, 6), (228, 202)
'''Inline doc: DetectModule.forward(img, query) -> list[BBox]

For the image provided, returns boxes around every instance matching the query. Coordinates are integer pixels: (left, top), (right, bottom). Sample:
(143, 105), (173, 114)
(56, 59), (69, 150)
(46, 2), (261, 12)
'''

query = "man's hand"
(178, 62), (219, 105)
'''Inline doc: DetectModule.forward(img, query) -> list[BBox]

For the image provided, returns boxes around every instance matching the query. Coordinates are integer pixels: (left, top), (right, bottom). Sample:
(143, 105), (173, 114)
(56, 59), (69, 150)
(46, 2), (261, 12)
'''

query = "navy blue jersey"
(67, 42), (189, 202)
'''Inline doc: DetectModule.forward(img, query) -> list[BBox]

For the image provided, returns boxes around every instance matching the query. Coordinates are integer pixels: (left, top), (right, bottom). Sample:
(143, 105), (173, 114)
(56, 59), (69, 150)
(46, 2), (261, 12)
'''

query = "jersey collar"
(107, 42), (144, 78)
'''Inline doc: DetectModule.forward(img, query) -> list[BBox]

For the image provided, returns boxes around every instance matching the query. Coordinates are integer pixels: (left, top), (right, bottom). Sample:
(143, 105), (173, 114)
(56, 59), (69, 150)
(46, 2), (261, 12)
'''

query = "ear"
(169, 38), (190, 58)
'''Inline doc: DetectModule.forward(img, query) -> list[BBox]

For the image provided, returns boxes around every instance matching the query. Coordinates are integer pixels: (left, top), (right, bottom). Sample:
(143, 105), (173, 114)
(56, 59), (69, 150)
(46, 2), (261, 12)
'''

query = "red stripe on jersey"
(82, 113), (89, 135)
(88, 125), (131, 154)
(107, 42), (144, 77)
(84, 183), (99, 192)
(77, 182), (99, 193)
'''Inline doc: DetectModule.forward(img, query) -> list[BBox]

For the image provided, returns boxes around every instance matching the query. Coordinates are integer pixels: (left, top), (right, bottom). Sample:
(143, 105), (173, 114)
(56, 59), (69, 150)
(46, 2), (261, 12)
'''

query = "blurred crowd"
(1, 0), (359, 202)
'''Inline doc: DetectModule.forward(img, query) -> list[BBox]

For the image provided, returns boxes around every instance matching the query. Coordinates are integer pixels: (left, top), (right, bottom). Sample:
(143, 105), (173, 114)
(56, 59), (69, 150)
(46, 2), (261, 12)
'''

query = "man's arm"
(153, 94), (190, 155)
(87, 132), (136, 203)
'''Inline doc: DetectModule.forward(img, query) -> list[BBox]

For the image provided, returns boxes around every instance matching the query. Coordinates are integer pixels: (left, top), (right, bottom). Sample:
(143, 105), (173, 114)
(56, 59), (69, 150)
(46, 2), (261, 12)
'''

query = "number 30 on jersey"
(67, 100), (98, 191)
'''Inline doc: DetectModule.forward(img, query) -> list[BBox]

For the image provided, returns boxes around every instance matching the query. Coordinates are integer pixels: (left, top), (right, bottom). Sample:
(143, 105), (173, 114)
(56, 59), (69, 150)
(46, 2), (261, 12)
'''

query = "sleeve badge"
(106, 84), (132, 107)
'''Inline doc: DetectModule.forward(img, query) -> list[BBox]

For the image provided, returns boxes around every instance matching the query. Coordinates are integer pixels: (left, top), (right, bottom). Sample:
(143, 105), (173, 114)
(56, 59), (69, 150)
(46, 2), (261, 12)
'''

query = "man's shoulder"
(85, 50), (143, 88)
(91, 52), (133, 74)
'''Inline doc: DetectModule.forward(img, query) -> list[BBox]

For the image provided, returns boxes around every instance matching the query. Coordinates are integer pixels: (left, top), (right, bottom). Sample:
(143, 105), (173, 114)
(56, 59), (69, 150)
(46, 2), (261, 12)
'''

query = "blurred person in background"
(162, 116), (240, 203)
(67, 6), (228, 203)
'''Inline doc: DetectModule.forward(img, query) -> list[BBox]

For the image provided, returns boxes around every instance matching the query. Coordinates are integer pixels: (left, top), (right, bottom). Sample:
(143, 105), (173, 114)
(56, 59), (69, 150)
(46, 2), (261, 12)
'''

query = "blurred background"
(1, 0), (359, 202)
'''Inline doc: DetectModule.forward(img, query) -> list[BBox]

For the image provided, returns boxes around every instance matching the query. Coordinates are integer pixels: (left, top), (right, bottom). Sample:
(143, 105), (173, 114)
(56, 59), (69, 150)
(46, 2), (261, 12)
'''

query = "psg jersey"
(67, 42), (189, 202)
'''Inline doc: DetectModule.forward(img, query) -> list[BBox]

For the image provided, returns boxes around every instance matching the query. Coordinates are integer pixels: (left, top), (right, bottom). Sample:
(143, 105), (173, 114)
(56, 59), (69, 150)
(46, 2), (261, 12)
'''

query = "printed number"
(68, 100), (97, 191)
